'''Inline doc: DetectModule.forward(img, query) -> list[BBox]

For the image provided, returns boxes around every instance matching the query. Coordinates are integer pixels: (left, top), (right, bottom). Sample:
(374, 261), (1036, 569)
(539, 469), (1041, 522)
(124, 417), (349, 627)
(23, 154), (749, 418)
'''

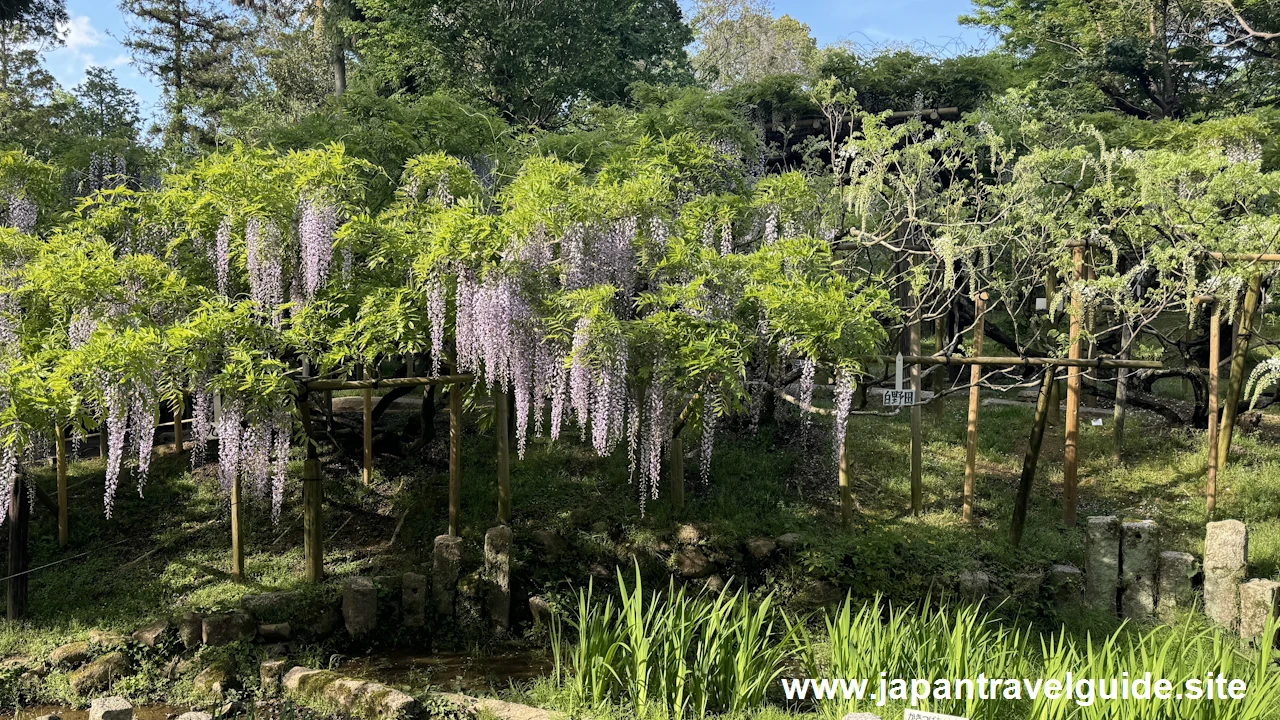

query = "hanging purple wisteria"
(246, 219), (285, 326)
(214, 398), (291, 523)
(298, 199), (338, 299)
(3, 190), (36, 233)
(102, 380), (159, 518)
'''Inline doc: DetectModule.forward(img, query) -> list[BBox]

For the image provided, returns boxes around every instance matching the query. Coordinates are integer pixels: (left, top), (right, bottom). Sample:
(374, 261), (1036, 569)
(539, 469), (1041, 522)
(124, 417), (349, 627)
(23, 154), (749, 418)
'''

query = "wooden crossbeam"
(884, 355), (1162, 370)
(303, 374), (475, 392)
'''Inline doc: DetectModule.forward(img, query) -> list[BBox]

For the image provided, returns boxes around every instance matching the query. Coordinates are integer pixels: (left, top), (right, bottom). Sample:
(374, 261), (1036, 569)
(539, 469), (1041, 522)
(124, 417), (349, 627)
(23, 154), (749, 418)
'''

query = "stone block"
(258, 622), (291, 642)
(71, 652), (130, 695)
(1156, 551), (1198, 621)
(402, 572), (426, 628)
(131, 619), (170, 648)
(88, 697), (132, 720)
(1205, 520), (1249, 631)
(50, 641), (90, 668)
(1085, 516), (1121, 614)
(1121, 520), (1159, 620)
(343, 577), (377, 638)
(178, 611), (202, 650)
(202, 612), (255, 647)
(486, 526), (513, 633)
(1239, 579), (1280, 642)
(433, 535), (462, 617)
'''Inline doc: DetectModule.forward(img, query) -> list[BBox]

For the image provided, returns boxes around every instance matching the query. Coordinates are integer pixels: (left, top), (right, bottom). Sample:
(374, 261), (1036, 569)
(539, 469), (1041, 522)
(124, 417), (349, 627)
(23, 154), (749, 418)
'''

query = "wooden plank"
(7, 476), (28, 620)
(1206, 302), (1222, 519)
(494, 385), (511, 524)
(56, 425), (68, 548)
(1063, 244), (1084, 527)
(963, 292), (987, 522)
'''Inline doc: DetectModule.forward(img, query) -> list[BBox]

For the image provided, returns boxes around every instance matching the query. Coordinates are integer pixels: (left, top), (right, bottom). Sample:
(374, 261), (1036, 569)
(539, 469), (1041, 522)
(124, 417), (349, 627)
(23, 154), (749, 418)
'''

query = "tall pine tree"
(121, 0), (245, 150)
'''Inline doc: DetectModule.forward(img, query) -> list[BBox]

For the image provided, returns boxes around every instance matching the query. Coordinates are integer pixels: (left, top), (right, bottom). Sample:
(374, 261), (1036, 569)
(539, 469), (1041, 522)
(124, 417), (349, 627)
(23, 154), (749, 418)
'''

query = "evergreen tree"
(120, 0), (245, 150)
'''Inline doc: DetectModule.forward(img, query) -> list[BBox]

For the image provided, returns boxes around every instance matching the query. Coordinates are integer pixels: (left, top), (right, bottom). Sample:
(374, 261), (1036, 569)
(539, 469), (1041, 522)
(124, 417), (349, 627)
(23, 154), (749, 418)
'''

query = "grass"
(0, 386), (1276, 712)
(541, 581), (1279, 720)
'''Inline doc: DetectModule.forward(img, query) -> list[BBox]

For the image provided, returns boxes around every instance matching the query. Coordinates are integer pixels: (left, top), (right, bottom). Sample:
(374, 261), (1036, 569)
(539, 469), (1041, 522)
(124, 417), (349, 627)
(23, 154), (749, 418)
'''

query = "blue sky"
(45, 0), (989, 121)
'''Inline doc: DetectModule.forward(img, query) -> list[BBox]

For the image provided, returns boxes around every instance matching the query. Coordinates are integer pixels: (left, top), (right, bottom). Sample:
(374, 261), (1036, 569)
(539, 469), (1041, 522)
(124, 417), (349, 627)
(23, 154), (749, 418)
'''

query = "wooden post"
(1218, 277), (1262, 472)
(934, 312), (948, 421)
(172, 397), (183, 452)
(494, 385), (511, 524)
(449, 381), (462, 537)
(1010, 369), (1056, 545)
(910, 309), (923, 516)
(1083, 255), (1098, 408)
(55, 425), (68, 548)
(362, 366), (373, 485)
(962, 292), (987, 522)
(838, 418), (851, 524)
(1112, 323), (1132, 462)
(670, 434), (685, 511)
(1045, 270), (1060, 427)
(1063, 244), (1085, 527)
(99, 426), (107, 459)
(230, 472), (244, 581)
(1206, 302), (1222, 519)
(299, 392), (324, 583)
(7, 476), (28, 620)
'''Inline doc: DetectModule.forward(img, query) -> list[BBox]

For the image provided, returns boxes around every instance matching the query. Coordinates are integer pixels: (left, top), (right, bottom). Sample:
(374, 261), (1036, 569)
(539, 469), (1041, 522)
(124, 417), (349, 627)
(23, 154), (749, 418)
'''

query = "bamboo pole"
(1112, 323), (1132, 462)
(299, 392), (324, 583)
(1206, 302), (1222, 519)
(838, 419), (852, 524)
(670, 434), (685, 511)
(1063, 244), (1084, 527)
(55, 425), (68, 548)
(362, 366), (373, 485)
(495, 385), (511, 524)
(7, 476), (28, 620)
(172, 398), (183, 452)
(910, 311), (923, 516)
(1218, 277), (1262, 472)
(962, 292), (987, 522)
(230, 472), (244, 581)
(1010, 369), (1057, 545)
(449, 381), (462, 537)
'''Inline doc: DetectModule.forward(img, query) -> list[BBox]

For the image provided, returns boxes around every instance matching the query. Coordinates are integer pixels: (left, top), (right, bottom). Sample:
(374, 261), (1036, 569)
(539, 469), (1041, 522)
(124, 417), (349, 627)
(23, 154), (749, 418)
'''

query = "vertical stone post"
(1239, 579), (1279, 642)
(1204, 520), (1248, 631)
(1120, 520), (1158, 620)
(402, 572), (426, 628)
(432, 535), (462, 618)
(342, 577), (376, 639)
(485, 526), (513, 633)
(1156, 551), (1198, 622)
(1085, 516), (1121, 614)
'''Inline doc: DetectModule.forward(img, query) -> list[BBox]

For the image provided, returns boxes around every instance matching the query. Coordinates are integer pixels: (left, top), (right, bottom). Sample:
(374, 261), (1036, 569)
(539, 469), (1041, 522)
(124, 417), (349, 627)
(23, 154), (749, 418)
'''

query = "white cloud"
(59, 15), (104, 51)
